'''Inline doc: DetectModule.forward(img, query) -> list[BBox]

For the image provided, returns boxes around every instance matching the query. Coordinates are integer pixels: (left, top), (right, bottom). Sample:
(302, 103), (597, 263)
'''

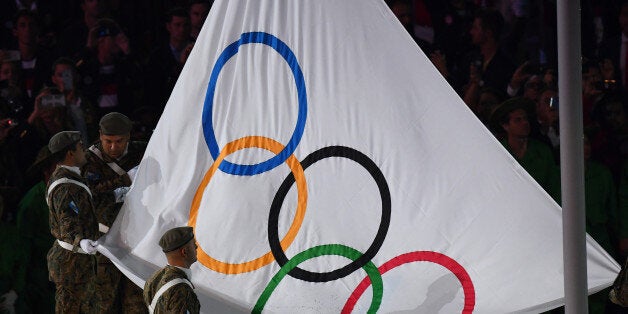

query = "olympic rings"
(268, 146), (391, 282)
(202, 32), (307, 176)
(193, 31), (476, 312)
(341, 251), (476, 314)
(253, 244), (383, 314)
(189, 136), (308, 274)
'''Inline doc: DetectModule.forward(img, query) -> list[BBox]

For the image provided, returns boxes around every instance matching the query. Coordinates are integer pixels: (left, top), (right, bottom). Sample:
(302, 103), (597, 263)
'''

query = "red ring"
(342, 251), (475, 313)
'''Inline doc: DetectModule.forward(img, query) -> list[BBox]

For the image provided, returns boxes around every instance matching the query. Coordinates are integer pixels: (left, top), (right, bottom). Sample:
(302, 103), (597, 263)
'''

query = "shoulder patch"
(69, 201), (80, 214)
(86, 172), (101, 182)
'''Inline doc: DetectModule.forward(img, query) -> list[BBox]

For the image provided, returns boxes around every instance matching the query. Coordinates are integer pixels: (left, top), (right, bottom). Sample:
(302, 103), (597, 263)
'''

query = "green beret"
(48, 131), (82, 154)
(99, 112), (132, 135)
(159, 226), (194, 253)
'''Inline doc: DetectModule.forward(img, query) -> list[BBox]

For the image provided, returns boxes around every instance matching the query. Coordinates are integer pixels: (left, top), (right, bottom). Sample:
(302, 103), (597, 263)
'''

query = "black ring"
(268, 146), (391, 282)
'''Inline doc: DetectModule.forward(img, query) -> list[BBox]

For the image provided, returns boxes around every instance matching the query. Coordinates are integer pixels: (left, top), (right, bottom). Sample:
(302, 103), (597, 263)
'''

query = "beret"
(159, 226), (194, 253)
(48, 131), (82, 154)
(99, 112), (132, 135)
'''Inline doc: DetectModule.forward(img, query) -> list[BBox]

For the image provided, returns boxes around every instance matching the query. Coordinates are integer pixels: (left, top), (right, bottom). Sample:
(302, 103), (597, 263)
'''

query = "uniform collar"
(59, 165), (81, 176)
(170, 264), (192, 280)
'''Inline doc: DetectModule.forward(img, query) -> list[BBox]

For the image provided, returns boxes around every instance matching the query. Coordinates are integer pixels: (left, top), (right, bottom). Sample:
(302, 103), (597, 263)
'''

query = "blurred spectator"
(590, 93), (628, 184)
(0, 116), (24, 219)
(9, 10), (56, 107)
(430, 0), (476, 92)
(387, 0), (433, 53)
(0, 58), (21, 88)
(188, 0), (211, 41)
(583, 59), (607, 127)
(534, 88), (559, 149)
(145, 7), (191, 112)
(473, 86), (507, 127)
(529, 87), (559, 163)
(0, 0), (63, 50)
(597, 0), (628, 90)
(412, 0), (444, 50)
(0, 58), (28, 121)
(507, 61), (547, 99)
(499, 0), (535, 62)
(550, 133), (620, 313)
(50, 57), (98, 144)
(0, 197), (27, 313)
(57, 0), (109, 58)
(130, 105), (159, 142)
(542, 67), (558, 91)
(463, 8), (517, 108)
(522, 74), (545, 102)
(15, 145), (56, 313)
(491, 97), (557, 194)
(27, 87), (70, 144)
(77, 18), (143, 116)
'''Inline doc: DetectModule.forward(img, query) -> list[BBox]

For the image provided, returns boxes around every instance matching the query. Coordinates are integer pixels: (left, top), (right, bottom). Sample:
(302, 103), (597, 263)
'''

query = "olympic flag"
(98, 0), (620, 313)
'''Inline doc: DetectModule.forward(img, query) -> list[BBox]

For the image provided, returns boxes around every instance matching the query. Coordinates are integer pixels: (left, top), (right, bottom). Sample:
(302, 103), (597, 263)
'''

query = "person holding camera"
(50, 57), (98, 145)
(26, 87), (70, 144)
(76, 18), (143, 117)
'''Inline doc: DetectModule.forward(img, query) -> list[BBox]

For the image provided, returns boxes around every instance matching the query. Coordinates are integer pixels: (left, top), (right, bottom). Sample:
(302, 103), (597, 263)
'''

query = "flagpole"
(557, 0), (588, 312)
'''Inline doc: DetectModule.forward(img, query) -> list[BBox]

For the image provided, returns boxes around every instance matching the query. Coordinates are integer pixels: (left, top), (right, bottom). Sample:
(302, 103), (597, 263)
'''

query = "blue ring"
(203, 32), (307, 175)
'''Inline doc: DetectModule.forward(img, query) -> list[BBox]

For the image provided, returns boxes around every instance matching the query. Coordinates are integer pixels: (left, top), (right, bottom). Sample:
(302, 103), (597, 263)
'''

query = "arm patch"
(69, 201), (80, 214)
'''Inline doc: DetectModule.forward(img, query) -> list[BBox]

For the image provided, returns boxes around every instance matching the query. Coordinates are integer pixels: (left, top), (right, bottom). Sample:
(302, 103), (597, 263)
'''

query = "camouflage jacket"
(46, 166), (99, 284)
(143, 265), (200, 314)
(82, 141), (146, 229)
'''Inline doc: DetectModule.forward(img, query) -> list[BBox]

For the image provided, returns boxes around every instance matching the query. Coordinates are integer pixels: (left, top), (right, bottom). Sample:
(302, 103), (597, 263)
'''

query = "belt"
(57, 239), (89, 254)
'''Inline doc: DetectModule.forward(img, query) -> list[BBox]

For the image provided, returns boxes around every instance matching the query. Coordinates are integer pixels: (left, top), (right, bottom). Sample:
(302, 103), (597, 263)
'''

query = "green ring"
(253, 244), (383, 313)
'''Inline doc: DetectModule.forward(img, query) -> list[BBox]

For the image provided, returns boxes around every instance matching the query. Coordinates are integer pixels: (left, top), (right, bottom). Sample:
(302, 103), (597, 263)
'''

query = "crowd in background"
(0, 0), (212, 216)
(0, 0), (627, 313)
(387, 0), (628, 312)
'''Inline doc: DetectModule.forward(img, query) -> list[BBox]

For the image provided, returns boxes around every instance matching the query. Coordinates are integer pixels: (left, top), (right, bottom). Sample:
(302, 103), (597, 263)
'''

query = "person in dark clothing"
(463, 8), (517, 109)
(76, 18), (143, 116)
(145, 7), (191, 113)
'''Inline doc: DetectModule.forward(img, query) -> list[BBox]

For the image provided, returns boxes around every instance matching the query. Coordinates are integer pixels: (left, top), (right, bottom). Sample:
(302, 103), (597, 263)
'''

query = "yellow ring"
(189, 135), (308, 274)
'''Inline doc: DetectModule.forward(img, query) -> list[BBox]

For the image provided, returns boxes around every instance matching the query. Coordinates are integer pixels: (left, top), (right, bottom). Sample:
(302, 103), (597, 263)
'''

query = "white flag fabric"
(99, 0), (620, 313)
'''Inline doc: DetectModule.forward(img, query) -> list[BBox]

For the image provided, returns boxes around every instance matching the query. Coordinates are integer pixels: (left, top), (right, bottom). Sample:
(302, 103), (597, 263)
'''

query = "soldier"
(143, 226), (200, 314)
(82, 112), (147, 313)
(46, 131), (100, 313)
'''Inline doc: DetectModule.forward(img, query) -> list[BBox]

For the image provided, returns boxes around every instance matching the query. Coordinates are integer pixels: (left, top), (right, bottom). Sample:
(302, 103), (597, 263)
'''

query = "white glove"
(0, 290), (17, 313)
(113, 186), (130, 203)
(79, 239), (98, 254)
(127, 166), (139, 183)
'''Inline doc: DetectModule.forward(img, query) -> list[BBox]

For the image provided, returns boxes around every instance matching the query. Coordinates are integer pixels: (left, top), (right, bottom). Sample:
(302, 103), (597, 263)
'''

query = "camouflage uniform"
(82, 141), (147, 314)
(143, 265), (200, 314)
(47, 166), (99, 313)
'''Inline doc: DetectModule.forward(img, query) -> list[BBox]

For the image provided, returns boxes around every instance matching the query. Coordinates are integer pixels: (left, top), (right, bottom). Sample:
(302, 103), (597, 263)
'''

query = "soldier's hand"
(79, 239), (99, 254)
(127, 166), (139, 183)
(114, 186), (131, 203)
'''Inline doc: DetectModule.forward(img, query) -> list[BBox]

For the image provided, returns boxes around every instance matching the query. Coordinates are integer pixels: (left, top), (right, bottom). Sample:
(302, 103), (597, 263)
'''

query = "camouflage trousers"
(55, 282), (93, 314)
(91, 262), (147, 314)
